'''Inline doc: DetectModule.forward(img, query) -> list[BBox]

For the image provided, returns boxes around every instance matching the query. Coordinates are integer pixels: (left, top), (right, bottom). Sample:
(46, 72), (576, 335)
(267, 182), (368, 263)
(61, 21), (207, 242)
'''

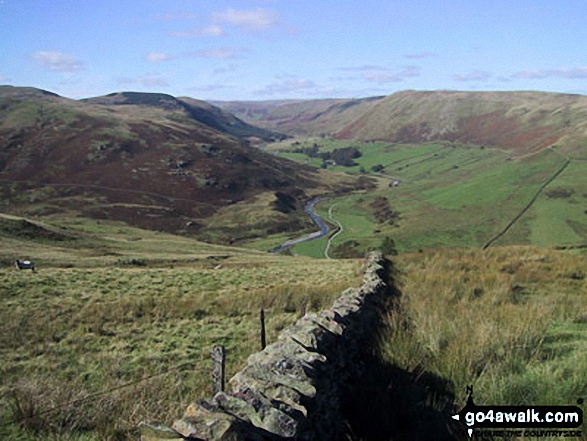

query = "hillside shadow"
(340, 356), (467, 441)
(340, 258), (467, 441)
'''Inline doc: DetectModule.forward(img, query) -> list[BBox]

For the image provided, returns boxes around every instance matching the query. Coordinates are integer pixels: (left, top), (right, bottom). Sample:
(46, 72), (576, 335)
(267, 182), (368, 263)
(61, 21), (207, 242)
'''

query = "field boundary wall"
(140, 251), (391, 441)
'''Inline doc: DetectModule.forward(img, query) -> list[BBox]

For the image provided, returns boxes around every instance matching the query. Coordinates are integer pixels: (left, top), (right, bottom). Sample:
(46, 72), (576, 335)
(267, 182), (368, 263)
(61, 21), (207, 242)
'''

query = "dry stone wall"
(140, 251), (391, 441)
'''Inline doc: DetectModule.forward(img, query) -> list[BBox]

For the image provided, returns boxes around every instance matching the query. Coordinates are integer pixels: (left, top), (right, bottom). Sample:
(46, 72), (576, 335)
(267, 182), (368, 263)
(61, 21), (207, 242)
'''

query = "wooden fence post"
(211, 345), (226, 395)
(260, 308), (267, 350)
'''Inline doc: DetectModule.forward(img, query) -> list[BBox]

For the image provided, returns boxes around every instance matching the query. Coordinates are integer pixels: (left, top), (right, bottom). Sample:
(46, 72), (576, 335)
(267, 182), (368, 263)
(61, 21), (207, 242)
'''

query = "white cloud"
(512, 67), (587, 80)
(145, 52), (174, 63)
(169, 25), (225, 38)
(364, 73), (404, 83)
(255, 77), (329, 97)
(211, 8), (279, 32)
(339, 65), (421, 83)
(198, 25), (225, 36)
(452, 70), (492, 82)
(31, 51), (84, 72)
(187, 48), (249, 59)
(153, 12), (198, 21)
(115, 75), (168, 88)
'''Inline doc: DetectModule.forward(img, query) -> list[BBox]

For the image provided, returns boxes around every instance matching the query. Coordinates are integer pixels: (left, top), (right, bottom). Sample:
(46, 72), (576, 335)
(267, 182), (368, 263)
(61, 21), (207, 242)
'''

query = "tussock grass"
(0, 255), (362, 440)
(380, 247), (587, 436)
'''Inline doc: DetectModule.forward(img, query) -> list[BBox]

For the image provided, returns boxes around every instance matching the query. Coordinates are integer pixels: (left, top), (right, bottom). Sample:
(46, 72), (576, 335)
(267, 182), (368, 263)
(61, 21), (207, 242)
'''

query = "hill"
(213, 96), (385, 137)
(84, 91), (284, 142)
(217, 91), (587, 157)
(0, 86), (345, 241)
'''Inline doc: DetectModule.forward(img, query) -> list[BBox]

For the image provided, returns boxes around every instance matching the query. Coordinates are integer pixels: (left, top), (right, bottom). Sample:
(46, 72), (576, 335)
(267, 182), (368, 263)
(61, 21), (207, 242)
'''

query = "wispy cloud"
(339, 65), (421, 83)
(115, 74), (168, 88)
(188, 84), (233, 92)
(31, 51), (84, 72)
(168, 25), (225, 38)
(452, 70), (492, 82)
(255, 77), (337, 97)
(145, 52), (175, 63)
(153, 12), (198, 21)
(211, 8), (279, 33)
(339, 65), (391, 72)
(404, 52), (436, 59)
(187, 48), (250, 59)
(0, 74), (10, 82)
(368, 66), (420, 83)
(213, 64), (238, 75)
(512, 66), (587, 80)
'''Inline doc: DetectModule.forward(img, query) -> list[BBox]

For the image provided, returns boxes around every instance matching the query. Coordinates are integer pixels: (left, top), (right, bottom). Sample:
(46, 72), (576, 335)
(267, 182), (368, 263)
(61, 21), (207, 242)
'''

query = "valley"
(3, 87), (587, 257)
(1, 86), (587, 440)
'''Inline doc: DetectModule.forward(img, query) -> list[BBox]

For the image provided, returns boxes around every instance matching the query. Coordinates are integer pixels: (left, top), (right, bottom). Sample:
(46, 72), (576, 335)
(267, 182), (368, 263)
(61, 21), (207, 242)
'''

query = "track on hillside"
(324, 204), (343, 259)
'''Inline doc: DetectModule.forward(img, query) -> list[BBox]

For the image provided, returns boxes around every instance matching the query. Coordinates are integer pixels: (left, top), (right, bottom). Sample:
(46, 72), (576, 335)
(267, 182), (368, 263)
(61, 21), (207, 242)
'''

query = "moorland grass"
(0, 259), (363, 440)
(0, 215), (364, 440)
(379, 247), (587, 437)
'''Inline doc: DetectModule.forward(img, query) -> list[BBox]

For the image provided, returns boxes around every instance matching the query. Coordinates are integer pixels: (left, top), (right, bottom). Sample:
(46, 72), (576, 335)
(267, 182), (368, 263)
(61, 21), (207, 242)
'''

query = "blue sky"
(1, 0), (587, 100)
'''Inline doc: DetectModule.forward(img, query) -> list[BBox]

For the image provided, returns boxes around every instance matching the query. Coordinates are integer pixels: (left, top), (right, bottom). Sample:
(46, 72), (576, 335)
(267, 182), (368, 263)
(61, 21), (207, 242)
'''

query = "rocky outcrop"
(140, 252), (391, 440)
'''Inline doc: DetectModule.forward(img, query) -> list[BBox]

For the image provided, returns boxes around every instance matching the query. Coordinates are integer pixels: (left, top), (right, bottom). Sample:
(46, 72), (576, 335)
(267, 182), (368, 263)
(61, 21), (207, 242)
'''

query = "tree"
(380, 236), (398, 255)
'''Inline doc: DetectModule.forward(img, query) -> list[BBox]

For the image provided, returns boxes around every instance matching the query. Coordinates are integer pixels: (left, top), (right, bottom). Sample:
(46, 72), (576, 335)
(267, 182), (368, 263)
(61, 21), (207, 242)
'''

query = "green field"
(264, 139), (587, 257)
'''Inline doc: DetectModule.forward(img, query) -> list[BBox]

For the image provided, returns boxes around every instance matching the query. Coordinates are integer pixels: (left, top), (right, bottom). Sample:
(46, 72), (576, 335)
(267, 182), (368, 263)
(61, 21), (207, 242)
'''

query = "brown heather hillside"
(0, 86), (325, 237)
(214, 96), (386, 137)
(83, 91), (284, 142)
(218, 91), (587, 157)
(335, 91), (587, 156)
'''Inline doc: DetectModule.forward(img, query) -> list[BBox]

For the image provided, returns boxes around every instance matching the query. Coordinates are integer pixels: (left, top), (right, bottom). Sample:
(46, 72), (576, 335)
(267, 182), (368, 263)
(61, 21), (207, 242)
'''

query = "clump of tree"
(291, 144), (362, 167)
(331, 240), (364, 258)
(546, 187), (575, 199)
(380, 236), (398, 255)
(369, 197), (400, 225)
(371, 164), (385, 172)
(273, 191), (297, 213)
(320, 146), (362, 167)
(292, 143), (320, 157)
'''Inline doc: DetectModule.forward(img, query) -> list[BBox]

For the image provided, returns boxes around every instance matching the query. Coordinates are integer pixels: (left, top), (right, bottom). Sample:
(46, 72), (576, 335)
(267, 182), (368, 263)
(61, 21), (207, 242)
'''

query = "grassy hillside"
(217, 91), (587, 157)
(2, 219), (586, 440)
(380, 247), (587, 436)
(214, 96), (386, 137)
(335, 91), (587, 157)
(0, 214), (363, 440)
(260, 139), (587, 257)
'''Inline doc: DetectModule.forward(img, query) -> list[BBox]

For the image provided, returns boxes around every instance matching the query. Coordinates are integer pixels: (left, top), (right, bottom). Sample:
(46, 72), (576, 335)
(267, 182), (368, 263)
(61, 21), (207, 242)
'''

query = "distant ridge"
(217, 90), (587, 156)
(214, 96), (386, 137)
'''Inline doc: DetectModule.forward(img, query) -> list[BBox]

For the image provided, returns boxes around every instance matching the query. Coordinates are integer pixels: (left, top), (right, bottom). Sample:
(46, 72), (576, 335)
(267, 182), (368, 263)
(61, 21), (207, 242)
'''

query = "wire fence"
(0, 359), (208, 431)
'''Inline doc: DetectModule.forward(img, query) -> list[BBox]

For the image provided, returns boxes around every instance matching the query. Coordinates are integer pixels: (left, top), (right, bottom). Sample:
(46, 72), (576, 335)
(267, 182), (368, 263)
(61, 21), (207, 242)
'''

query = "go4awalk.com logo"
(452, 386), (584, 439)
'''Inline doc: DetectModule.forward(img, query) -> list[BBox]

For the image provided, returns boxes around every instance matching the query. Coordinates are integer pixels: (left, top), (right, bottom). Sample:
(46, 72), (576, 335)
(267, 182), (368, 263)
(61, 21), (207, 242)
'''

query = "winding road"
(324, 204), (343, 259)
(271, 197), (330, 254)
